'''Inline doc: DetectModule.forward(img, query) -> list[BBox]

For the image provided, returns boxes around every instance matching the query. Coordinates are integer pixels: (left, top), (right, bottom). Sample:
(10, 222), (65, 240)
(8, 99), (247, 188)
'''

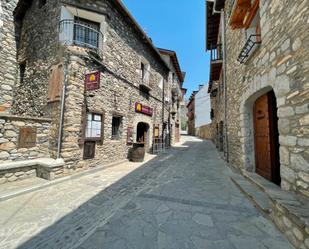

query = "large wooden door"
(254, 91), (280, 185)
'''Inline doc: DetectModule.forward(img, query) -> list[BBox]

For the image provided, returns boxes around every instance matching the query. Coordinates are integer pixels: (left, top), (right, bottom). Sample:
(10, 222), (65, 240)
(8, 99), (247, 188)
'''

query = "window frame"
(73, 17), (100, 49)
(85, 112), (104, 142)
(139, 85), (150, 100)
(111, 116), (122, 140)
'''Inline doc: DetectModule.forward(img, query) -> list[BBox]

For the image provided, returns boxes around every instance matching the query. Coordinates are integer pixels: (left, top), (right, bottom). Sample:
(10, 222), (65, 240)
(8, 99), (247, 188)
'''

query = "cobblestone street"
(0, 136), (292, 249)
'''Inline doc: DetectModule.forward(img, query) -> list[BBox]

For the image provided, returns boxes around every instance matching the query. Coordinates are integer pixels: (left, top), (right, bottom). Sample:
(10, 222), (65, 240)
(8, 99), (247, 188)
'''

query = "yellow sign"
(136, 103), (142, 112)
(89, 74), (96, 82)
(154, 127), (159, 137)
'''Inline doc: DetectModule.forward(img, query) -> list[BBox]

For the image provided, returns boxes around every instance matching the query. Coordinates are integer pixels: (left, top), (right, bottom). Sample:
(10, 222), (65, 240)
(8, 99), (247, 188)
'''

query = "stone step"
(244, 171), (282, 193)
(231, 174), (272, 214)
(232, 172), (309, 248)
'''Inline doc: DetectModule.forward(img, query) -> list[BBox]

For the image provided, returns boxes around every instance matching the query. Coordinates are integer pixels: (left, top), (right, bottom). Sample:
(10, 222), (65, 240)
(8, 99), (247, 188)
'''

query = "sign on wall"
(135, 102), (153, 116)
(85, 72), (100, 91)
(154, 127), (160, 138)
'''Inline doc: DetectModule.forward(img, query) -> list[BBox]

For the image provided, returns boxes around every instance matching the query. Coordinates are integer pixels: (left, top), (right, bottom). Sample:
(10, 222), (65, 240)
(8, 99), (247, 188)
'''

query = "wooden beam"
(244, 0), (259, 28)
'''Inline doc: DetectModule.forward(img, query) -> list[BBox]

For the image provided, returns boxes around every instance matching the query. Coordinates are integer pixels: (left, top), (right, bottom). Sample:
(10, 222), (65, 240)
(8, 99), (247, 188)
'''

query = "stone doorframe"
(239, 71), (290, 176)
(133, 115), (153, 148)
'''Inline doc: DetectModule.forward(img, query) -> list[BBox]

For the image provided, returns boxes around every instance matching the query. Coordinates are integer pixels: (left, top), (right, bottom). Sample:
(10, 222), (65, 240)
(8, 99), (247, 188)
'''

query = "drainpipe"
(57, 55), (69, 159)
(221, 10), (229, 162)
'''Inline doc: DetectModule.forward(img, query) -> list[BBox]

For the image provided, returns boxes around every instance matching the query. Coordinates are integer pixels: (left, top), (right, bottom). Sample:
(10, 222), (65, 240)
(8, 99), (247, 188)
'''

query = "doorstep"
(231, 171), (309, 249)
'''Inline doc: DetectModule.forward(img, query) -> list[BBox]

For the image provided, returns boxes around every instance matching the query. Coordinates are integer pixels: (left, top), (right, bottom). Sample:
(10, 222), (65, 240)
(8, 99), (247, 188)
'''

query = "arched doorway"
(136, 122), (149, 149)
(253, 90), (281, 185)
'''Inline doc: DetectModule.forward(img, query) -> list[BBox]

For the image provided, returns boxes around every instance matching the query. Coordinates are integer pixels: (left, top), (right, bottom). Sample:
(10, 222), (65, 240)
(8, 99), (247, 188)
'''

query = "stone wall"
(55, 0), (169, 169)
(0, 0), (62, 158)
(0, 0), (173, 176)
(209, 79), (225, 151)
(224, 0), (309, 197)
(0, 166), (36, 185)
(196, 123), (213, 140)
(12, 0), (63, 117)
(0, 0), (18, 113)
(0, 114), (51, 163)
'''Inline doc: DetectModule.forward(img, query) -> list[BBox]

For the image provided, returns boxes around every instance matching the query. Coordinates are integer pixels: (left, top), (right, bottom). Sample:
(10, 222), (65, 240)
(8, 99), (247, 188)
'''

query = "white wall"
(195, 85), (211, 128)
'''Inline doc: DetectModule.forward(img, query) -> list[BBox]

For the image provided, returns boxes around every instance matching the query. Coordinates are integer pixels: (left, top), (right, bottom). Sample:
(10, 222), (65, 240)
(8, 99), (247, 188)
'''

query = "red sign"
(135, 102), (153, 116)
(85, 72), (100, 91)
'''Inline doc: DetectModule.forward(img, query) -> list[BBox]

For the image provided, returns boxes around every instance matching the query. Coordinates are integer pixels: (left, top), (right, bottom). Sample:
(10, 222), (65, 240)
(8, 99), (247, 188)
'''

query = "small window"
(85, 113), (103, 139)
(74, 17), (100, 49)
(19, 62), (26, 85)
(158, 77), (163, 89)
(83, 141), (95, 159)
(112, 116), (122, 140)
(139, 85), (150, 100)
(141, 62), (145, 80)
(141, 62), (150, 82)
(38, 0), (46, 8)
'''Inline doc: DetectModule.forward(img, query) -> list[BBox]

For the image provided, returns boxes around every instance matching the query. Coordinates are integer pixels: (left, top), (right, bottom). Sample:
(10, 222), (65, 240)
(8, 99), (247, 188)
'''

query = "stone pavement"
(0, 136), (293, 249)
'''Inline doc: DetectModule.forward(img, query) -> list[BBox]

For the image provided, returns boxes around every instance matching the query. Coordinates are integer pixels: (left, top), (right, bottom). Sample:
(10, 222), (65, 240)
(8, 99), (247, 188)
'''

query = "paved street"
(0, 136), (292, 249)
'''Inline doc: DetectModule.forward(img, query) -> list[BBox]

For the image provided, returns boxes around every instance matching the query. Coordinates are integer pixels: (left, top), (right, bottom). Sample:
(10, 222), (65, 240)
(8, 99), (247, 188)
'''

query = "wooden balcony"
(210, 44), (223, 82)
(229, 0), (251, 29)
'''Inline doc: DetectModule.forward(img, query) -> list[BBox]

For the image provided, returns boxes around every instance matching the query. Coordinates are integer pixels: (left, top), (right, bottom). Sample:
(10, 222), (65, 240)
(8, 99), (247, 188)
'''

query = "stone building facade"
(186, 92), (196, 136)
(206, 0), (309, 247)
(0, 0), (184, 177)
(158, 48), (185, 145)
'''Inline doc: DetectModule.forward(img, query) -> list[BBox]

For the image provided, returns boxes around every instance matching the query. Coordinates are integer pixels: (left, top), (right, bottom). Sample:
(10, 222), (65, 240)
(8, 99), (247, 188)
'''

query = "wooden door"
(254, 91), (280, 185)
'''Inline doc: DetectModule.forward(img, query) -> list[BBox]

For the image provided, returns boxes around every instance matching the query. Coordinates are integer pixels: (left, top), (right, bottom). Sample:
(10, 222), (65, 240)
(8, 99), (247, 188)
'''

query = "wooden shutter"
(18, 127), (37, 148)
(83, 141), (96, 159)
(47, 64), (63, 102)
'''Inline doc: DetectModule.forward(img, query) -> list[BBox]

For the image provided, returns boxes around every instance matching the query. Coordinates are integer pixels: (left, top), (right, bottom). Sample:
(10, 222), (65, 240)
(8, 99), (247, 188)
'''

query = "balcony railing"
(237, 34), (261, 64)
(210, 44), (223, 62)
(59, 19), (104, 55)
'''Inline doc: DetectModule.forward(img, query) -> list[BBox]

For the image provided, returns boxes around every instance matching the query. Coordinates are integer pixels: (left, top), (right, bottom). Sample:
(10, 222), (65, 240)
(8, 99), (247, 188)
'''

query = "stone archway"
(136, 122), (150, 148)
(133, 115), (153, 149)
(239, 86), (274, 172)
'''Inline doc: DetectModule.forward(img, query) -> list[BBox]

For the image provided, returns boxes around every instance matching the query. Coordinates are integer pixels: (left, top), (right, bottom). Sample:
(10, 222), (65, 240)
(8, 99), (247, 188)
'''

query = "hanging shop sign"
(85, 71), (100, 91)
(135, 102), (153, 116)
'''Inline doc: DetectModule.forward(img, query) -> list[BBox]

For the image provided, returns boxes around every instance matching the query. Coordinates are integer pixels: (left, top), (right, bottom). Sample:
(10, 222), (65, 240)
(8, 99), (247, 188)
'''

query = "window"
(74, 17), (100, 49)
(112, 116), (122, 140)
(141, 62), (145, 80)
(158, 76), (163, 89)
(85, 113), (103, 139)
(47, 64), (63, 102)
(141, 62), (150, 83)
(38, 0), (46, 8)
(139, 85), (150, 100)
(19, 62), (26, 85)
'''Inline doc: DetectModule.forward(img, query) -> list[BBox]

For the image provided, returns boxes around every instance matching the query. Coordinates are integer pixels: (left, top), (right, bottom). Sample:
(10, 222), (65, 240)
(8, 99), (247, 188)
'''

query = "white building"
(195, 85), (211, 129)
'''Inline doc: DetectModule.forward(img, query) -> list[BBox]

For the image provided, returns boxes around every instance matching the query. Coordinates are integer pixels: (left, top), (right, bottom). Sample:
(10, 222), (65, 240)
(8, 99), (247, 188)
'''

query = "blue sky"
(122, 0), (210, 99)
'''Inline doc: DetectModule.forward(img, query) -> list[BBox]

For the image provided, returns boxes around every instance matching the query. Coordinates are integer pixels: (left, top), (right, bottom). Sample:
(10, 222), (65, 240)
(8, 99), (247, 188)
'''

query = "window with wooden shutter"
(18, 127), (37, 148)
(47, 64), (63, 102)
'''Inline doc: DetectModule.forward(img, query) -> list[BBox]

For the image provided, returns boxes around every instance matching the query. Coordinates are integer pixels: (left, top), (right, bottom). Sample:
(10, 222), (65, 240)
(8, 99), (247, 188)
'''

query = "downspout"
(162, 78), (165, 147)
(221, 10), (229, 162)
(57, 55), (69, 159)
